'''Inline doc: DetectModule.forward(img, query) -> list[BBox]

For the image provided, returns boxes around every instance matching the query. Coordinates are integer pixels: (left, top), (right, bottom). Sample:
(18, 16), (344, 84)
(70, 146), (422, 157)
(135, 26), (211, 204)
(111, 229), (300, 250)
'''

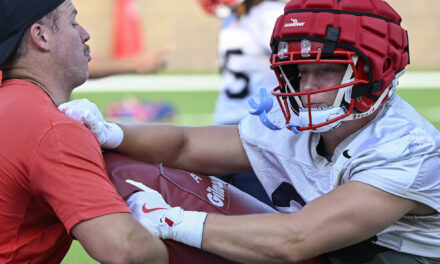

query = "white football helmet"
(197, 0), (245, 18)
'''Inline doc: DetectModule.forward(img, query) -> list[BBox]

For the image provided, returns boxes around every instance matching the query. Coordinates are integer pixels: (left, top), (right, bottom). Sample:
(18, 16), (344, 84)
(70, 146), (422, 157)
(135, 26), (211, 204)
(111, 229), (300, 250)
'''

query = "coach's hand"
(126, 179), (207, 249)
(59, 99), (123, 149)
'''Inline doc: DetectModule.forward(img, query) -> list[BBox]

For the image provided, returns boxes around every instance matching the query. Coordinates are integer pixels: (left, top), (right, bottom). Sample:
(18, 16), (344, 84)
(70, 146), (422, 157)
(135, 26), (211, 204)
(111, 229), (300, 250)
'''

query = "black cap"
(0, 0), (65, 66)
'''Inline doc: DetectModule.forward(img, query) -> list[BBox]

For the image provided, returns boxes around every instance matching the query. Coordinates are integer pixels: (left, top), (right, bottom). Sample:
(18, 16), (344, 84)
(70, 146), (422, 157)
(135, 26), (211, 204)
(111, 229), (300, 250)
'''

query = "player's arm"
(72, 212), (169, 264)
(201, 181), (425, 263)
(88, 45), (174, 79)
(117, 123), (251, 176)
(134, 180), (427, 263)
(58, 98), (252, 176)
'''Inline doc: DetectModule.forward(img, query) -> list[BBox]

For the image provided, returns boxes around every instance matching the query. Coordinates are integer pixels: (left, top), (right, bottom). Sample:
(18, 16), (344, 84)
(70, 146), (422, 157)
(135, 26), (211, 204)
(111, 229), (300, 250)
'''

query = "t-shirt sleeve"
(29, 122), (130, 233)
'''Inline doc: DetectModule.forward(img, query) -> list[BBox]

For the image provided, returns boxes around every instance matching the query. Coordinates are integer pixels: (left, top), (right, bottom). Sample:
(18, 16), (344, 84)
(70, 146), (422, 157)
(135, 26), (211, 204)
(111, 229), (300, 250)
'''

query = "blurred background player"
(198, 0), (284, 125)
(83, 0), (176, 125)
(86, 0), (174, 79)
(198, 0), (285, 206)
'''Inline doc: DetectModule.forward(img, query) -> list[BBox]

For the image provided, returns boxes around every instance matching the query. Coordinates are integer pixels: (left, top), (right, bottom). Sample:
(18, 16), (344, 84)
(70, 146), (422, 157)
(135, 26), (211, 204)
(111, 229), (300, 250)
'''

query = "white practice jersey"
(239, 94), (440, 258)
(214, 1), (284, 125)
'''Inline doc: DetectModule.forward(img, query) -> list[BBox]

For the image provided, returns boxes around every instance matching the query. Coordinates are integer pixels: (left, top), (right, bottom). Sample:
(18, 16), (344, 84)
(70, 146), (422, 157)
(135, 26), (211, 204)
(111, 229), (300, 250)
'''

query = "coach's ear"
(28, 23), (51, 52)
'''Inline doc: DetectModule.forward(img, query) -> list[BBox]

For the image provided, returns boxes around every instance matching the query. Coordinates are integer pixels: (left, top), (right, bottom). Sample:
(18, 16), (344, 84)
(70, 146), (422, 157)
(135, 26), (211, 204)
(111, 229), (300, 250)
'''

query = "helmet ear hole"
(383, 58), (391, 72)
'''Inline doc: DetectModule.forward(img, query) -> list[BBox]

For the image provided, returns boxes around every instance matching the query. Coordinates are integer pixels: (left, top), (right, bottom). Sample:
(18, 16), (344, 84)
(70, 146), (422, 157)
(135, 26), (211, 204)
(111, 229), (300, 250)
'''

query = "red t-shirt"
(0, 79), (130, 263)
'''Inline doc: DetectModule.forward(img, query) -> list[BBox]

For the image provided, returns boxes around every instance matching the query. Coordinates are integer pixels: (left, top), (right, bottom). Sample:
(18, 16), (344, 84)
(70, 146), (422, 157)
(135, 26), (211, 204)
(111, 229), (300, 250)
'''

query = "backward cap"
(0, 0), (65, 66)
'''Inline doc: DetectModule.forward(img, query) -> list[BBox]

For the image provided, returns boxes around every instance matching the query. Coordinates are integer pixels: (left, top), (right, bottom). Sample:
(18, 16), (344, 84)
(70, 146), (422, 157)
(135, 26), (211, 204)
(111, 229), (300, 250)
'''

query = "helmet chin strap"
(293, 107), (345, 133)
(337, 56), (358, 106)
(279, 67), (303, 107)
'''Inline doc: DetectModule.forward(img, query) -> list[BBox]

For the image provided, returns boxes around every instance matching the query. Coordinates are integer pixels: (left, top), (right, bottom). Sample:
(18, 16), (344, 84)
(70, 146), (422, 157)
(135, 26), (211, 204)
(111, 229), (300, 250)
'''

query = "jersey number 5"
(221, 49), (250, 99)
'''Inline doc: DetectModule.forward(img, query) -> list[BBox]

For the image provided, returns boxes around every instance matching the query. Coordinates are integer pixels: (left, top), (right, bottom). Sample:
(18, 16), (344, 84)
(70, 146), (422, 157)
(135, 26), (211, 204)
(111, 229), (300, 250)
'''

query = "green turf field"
(68, 88), (440, 129)
(396, 88), (440, 129)
(71, 90), (219, 126)
(61, 87), (440, 264)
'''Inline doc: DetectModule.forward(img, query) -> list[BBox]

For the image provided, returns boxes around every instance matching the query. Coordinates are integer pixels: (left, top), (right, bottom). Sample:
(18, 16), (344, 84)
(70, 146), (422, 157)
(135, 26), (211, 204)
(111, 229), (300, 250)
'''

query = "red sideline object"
(104, 152), (330, 264)
(112, 0), (143, 58)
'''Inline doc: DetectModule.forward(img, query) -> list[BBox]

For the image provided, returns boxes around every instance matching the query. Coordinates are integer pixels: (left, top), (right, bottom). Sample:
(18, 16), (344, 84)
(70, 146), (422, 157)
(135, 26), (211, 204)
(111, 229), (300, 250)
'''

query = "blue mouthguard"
(248, 88), (300, 134)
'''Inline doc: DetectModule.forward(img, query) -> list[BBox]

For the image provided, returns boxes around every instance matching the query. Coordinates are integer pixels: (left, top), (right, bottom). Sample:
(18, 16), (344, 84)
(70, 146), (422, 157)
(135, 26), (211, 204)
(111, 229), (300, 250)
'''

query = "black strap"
(323, 26), (340, 55)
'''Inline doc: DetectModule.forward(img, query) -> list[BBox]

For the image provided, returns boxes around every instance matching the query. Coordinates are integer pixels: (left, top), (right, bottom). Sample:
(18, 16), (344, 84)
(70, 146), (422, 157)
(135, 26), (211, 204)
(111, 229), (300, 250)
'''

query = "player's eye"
(322, 67), (335, 73)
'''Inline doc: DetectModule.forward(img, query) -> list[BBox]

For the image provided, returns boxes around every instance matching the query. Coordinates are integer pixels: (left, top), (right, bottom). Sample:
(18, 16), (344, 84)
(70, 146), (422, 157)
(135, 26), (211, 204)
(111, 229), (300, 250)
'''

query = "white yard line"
(398, 72), (440, 89)
(75, 75), (221, 93)
(74, 72), (440, 93)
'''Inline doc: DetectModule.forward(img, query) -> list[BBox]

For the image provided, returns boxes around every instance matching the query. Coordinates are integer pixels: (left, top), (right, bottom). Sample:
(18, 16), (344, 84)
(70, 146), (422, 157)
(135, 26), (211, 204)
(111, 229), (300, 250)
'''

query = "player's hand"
(126, 179), (207, 248)
(131, 44), (175, 74)
(58, 99), (123, 149)
(125, 179), (180, 238)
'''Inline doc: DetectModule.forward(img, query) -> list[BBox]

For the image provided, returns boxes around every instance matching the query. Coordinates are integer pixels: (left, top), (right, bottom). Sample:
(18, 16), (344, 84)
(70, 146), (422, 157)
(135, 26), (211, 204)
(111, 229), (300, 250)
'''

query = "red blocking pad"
(104, 152), (329, 264)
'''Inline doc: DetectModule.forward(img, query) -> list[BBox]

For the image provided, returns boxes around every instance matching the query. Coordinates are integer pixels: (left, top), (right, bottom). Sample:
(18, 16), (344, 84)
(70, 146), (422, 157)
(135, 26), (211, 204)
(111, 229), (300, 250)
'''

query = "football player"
(60, 0), (440, 263)
(198, 0), (285, 206)
(199, 0), (284, 125)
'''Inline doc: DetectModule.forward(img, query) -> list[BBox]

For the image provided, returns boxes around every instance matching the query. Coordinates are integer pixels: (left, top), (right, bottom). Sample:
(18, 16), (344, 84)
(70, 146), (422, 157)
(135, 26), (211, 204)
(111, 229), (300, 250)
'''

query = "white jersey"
(214, 1), (284, 125)
(239, 94), (440, 258)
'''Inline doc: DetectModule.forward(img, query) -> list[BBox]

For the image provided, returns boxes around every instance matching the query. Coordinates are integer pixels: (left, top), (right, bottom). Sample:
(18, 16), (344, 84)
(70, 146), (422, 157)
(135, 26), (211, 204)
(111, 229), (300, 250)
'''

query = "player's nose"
(300, 73), (320, 92)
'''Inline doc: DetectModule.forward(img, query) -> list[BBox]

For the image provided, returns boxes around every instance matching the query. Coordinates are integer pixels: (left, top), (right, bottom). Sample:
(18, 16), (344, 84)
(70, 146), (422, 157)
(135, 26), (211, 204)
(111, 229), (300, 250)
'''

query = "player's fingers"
(155, 43), (176, 55)
(151, 58), (167, 73)
(125, 179), (155, 192)
(158, 60), (167, 70)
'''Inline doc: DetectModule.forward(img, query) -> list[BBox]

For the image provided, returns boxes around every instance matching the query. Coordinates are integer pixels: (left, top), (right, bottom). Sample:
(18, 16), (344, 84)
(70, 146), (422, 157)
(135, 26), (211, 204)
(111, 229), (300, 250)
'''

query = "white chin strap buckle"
(293, 107), (345, 133)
